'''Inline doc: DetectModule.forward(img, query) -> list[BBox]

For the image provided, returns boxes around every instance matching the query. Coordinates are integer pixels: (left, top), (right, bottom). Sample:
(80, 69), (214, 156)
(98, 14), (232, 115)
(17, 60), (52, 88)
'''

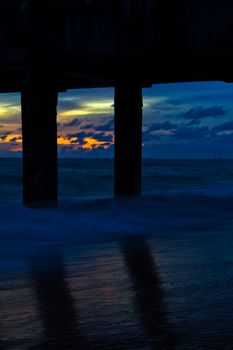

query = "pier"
(0, 0), (233, 205)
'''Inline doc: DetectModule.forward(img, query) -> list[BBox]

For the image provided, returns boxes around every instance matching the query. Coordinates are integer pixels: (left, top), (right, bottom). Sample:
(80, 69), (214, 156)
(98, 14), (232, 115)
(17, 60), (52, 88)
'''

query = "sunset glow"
(82, 137), (107, 149)
(0, 133), (22, 143)
(57, 136), (77, 145)
(0, 105), (21, 119)
(57, 135), (112, 150)
(58, 99), (113, 121)
(2, 82), (233, 157)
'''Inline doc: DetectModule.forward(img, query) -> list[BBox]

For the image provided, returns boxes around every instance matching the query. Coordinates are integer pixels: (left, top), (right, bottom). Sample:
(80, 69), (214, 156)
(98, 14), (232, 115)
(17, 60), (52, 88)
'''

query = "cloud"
(57, 99), (83, 112)
(95, 119), (114, 132)
(67, 131), (113, 143)
(80, 123), (94, 130)
(142, 121), (177, 143)
(9, 136), (22, 143)
(166, 99), (183, 106)
(67, 131), (93, 140)
(143, 119), (233, 146)
(79, 118), (114, 132)
(94, 132), (113, 143)
(56, 111), (114, 152)
(143, 97), (183, 117)
(63, 129), (113, 151)
(0, 98), (21, 124)
(179, 106), (227, 125)
(9, 137), (17, 143)
(172, 126), (211, 140)
(142, 122), (213, 144)
(213, 132), (233, 144)
(0, 132), (10, 141)
(58, 97), (114, 120)
(147, 121), (178, 132)
(63, 118), (83, 128)
(212, 120), (233, 134)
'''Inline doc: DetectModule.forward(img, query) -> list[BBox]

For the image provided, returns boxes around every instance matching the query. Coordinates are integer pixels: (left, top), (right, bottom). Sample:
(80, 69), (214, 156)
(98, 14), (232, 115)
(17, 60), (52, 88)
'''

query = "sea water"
(0, 157), (232, 252)
(1, 158), (233, 203)
(1, 159), (233, 349)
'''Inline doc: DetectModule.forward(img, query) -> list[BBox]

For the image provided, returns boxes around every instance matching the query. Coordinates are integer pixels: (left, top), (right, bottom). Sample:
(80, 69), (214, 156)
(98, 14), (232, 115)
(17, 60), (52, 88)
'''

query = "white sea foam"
(0, 158), (233, 267)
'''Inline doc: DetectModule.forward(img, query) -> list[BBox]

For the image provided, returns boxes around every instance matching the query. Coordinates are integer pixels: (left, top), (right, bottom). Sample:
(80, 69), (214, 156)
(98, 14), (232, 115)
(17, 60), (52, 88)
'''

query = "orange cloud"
(0, 133), (112, 152)
(58, 135), (109, 150)
(0, 133), (22, 143)
(82, 137), (107, 149)
(57, 136), (77, 145)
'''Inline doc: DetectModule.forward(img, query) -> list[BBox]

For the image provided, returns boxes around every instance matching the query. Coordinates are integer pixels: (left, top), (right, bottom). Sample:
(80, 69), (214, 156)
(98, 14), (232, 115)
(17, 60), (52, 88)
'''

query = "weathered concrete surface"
(0, 0), (233, 91)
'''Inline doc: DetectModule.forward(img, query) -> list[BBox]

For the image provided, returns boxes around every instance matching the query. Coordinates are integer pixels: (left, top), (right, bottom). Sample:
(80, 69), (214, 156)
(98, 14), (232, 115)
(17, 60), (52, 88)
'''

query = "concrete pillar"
(20, 0), (63, 206)
(114, 80), (143, 196)
(21, 65), (58, 206)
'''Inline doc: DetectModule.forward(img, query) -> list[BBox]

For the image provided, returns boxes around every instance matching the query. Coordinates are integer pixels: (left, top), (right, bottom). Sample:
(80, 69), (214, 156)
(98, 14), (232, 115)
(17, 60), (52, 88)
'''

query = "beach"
(0, 159), (233, 348)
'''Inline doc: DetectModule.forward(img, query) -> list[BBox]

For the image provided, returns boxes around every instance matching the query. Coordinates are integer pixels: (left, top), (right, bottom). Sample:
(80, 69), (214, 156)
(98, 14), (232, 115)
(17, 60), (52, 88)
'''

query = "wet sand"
(1, 196), (233, 349)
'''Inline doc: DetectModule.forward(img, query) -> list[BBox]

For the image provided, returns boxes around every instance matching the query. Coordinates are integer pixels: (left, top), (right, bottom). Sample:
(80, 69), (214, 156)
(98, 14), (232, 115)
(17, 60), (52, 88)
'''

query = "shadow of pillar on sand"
(120, 235), (178, 350)
(29, 248), (93, 350)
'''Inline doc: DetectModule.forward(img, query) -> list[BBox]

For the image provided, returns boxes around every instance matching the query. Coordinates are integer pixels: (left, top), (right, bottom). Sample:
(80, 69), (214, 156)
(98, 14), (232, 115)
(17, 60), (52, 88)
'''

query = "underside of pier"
(0, 0), (233, 205)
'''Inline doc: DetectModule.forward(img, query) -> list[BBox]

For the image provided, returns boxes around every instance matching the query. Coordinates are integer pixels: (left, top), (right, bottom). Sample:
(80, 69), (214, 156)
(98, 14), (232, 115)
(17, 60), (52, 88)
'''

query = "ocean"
(1, 157), (233, 252)
(2, 158), (233, 203)
(1, 158), (233, 349)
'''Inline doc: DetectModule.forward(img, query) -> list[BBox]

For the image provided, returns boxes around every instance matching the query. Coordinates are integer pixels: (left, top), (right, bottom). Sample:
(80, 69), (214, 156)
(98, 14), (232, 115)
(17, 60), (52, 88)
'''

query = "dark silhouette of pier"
(0, 0), (233, 205)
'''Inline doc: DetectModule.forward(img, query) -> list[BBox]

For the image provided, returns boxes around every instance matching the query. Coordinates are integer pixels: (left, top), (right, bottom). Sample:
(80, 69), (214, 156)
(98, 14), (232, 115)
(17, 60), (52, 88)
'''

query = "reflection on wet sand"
(2, 229), (233, 349)
(121, 236), (177, 349)
(0, 328), (5, 349)
(30, 250), (92, 350)
(0, 239), (178, 349)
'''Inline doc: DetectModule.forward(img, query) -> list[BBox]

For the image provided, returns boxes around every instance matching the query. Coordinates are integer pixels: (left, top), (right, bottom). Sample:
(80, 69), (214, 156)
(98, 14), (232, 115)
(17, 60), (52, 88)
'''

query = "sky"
(1, 81), (233, 158)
